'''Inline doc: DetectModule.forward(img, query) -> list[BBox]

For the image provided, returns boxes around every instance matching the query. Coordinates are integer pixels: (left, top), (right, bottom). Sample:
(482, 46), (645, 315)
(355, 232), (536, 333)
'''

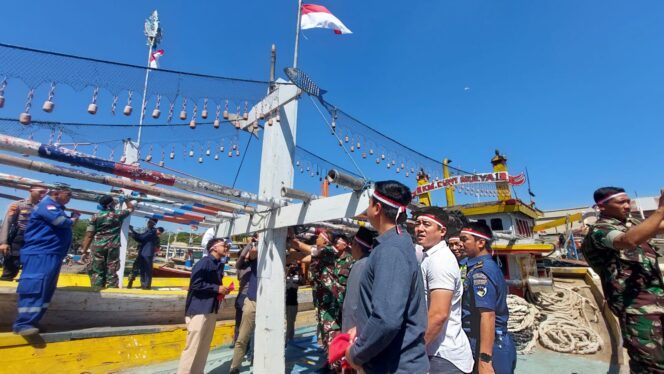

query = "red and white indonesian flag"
(301, 4), (352, 35)
(149, 49), (164, 68)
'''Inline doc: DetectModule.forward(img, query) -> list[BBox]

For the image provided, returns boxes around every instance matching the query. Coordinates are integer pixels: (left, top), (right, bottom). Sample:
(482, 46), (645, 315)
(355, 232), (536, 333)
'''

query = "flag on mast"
(300, 4), (352, 35)
(149, 49), (164, 68)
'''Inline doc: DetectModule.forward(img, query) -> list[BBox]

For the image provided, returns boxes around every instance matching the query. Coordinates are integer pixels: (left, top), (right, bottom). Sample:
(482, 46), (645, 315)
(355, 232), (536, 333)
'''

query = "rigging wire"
(0, 117), (236, 128)
(0, 42), (286, 86)
(319, 100), (479, 176)
(232, 134), (253, 188)
(309, 95), (367, 181)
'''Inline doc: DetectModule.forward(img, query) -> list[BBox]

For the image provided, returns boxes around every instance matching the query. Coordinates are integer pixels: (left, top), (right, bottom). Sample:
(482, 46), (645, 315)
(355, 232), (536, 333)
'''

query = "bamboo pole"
(0, 133), (274, 208)
(0, 153), (250, 213)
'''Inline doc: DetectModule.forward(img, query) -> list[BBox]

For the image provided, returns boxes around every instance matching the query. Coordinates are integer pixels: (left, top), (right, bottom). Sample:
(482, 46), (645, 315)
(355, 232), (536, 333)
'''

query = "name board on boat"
(412, 171), (525, 196)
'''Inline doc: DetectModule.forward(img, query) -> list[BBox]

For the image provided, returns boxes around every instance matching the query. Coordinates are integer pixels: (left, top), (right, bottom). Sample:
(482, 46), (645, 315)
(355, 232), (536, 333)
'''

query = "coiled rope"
(507, 285), (603, 355)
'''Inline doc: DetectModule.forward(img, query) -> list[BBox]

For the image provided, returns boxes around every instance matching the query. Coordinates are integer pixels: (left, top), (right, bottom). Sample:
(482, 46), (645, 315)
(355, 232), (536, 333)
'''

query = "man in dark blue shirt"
(177, 237), (231, 374)
(460, 222), (516, 374)
(128, 218), (163, 289)
(346, 180), (429, 374)
(13, 185), (80, 336)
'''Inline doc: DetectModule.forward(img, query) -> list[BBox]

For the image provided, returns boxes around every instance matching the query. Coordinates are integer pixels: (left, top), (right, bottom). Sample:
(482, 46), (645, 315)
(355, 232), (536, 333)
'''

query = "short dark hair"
(333, 234), (349, 246)
(156, 227), (165, 233)
(412, 206), (449, 231)
(593, 187), (625, 204)
(98, 195), (114, 209)
(354, 227), (377, 253)
(445, 210), (468, 240)
(373, 180), (412, 224)
(462, 221), (493, 246)
(206, 237), (225, 252)
(49, 183), (71, 194)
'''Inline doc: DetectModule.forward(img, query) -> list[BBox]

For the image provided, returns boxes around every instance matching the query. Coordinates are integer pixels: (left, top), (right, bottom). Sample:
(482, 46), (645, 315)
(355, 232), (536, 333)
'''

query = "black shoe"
(127, 280), (134, 289)
(229, 368), (240, 374)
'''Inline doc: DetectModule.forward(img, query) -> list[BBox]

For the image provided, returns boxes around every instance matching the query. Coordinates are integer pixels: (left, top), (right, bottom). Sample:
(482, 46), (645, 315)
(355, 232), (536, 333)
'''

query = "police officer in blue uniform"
(12, 185), (80, 336)
(460, 221), (516, 374)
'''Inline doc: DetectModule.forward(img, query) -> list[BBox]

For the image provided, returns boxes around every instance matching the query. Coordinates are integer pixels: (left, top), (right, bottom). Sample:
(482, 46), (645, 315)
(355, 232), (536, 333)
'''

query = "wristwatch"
(479, 353), (492, 363)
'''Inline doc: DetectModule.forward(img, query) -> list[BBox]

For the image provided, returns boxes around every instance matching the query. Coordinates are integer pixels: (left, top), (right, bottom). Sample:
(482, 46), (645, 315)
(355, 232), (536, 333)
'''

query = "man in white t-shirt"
(414, 207), (473, 374)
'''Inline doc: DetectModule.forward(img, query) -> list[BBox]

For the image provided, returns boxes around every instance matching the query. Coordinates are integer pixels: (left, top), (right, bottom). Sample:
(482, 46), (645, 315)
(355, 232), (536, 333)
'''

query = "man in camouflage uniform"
(290, 228), (334, 348)
(331, 235), (354, 333)
(290, 229), (354, 356)
(82, 195), (134, 288)
(581, 187), (664, 374)
(0, 186), (47, 280)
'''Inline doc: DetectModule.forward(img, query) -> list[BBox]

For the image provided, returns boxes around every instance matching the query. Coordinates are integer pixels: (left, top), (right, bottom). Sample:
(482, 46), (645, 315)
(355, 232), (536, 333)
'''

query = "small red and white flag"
(301, 4), (352, 35)
(149, 49), (165, 69)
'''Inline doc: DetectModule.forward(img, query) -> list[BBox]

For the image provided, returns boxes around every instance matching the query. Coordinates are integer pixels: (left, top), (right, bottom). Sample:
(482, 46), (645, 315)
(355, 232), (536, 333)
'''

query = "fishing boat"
(413, 151), (557, 294)
(152, 263), (192, 278)
(0, 273), (314, 332)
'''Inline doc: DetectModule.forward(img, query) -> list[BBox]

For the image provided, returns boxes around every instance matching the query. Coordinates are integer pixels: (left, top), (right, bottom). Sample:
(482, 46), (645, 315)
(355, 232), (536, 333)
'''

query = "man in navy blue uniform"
(176, 237), (231, 374)
(12, 185), (80, 336)
(460, 222), (516, 374)
(128, 218), (164, 289)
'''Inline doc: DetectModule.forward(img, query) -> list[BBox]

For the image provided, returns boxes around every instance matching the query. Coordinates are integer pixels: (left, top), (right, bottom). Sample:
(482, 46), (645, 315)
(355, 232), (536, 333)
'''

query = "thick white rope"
(507, 294), (540, 354)
(507, 285), (603, 355)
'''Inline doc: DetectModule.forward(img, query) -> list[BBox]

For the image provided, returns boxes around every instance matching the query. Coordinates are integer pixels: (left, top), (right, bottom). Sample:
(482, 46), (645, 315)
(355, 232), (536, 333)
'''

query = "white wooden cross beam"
(216, 189), (370, 237)
(216, 79), (371, 374)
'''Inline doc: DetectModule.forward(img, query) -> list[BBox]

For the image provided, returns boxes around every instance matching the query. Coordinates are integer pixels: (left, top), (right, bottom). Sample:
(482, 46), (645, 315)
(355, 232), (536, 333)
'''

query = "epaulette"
(470, 261), (484, 270)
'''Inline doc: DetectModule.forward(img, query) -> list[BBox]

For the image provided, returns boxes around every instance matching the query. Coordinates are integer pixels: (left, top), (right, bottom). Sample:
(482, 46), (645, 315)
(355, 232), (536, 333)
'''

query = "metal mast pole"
(293, 0), (303, 68)
(136, 44), (153, 148)
(137, 10), (162, 148)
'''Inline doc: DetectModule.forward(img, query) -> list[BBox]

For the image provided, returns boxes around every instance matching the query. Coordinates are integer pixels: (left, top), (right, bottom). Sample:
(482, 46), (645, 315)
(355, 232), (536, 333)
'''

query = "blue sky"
(1, 0), (663, 233)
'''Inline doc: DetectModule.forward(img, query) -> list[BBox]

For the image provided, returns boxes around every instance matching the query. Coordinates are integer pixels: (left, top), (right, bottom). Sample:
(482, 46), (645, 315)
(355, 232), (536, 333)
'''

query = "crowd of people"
(2, 179), (663, 374)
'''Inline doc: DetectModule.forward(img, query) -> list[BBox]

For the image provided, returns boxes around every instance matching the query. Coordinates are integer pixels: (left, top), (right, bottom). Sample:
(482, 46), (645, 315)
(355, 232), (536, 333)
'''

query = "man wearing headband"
(581, 187), (664, 373)
(459, 221), (515, 374)
(82, 195), (134, 289)
(448, 233), (468, 282)
(342, 227), (377, 334)
(290, 227), (340, 358)
(414, 208), (473, 374)
(345, 180), (428, 373)
(0, 185), (47, 281)
(12, 185), (80, 336)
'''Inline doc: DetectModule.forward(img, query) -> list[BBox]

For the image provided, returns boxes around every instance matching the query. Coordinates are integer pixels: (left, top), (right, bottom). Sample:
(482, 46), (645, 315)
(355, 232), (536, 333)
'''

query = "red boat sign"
(413, 171), (526, 196)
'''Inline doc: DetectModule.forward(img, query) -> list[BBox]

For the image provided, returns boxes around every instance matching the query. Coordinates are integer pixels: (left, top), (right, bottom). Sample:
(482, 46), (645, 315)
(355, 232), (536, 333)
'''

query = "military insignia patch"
(476, 286), (487, 297)
(46, 205), (57, 211)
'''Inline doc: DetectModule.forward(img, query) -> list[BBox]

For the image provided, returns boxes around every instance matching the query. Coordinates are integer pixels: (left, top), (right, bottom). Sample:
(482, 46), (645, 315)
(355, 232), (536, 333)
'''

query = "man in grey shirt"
(342, 226), (377, 333)
(346, 180), (429, 374)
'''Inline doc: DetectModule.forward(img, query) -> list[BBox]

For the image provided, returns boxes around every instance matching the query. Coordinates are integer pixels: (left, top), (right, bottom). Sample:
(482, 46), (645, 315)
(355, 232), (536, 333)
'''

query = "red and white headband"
(594, 192), (628, 207)
(416, 214), (446, 229)
(372, 189), (408, 234)
(318, 231), (331, 244)
(354, 236), (372, 249)
(461, 229), (492, 241)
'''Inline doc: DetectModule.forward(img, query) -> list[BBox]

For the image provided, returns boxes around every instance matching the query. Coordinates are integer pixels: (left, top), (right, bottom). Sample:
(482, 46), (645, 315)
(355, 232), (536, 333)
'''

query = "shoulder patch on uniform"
(472, 271), (488, 282)
(46, 205), (57, 211)
(476, 286), (487, 297)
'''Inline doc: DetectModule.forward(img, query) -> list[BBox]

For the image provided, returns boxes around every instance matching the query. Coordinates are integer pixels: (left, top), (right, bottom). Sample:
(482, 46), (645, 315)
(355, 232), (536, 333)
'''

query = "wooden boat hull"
(152, 264), (191, 278)
(0, 284), (313, 332)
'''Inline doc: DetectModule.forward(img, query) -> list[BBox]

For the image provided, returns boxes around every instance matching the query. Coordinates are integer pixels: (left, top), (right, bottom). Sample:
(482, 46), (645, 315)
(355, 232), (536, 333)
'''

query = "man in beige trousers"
(177, 238), (231, 374)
